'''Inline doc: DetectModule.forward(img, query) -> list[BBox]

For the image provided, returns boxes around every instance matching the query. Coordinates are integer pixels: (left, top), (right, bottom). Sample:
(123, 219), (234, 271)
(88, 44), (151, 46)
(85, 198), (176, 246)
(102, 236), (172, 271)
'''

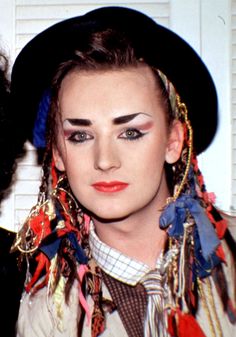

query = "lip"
(91, 181), (129, 193)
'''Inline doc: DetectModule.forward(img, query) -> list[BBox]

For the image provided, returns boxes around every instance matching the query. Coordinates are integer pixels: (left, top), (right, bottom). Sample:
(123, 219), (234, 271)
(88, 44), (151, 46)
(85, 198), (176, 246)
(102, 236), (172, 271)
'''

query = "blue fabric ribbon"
(193, 229), (221, 278)
(67, 232), (88, 264)
(33, 89), (51, 148)
(40, 235), (61, 260)
(40, 232), (88, 264)
(159, 195), (220, 261)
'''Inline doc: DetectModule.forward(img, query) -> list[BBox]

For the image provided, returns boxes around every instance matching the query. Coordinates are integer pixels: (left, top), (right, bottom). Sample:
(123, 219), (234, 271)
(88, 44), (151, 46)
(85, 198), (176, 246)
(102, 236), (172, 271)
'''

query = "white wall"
(171, 0), (233, 213)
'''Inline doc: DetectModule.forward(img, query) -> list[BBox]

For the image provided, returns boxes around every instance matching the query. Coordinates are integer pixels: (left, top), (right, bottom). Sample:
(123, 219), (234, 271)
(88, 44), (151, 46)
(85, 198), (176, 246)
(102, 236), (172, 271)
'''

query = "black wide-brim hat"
(10, 6), (218, 154)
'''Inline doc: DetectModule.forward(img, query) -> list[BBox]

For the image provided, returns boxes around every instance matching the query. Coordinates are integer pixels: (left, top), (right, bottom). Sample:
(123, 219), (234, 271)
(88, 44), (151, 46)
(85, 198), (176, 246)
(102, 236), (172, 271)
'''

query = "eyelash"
(119, 128), (146, 141)
(66, 128), (146, 144)
(67, 131), (93, 143)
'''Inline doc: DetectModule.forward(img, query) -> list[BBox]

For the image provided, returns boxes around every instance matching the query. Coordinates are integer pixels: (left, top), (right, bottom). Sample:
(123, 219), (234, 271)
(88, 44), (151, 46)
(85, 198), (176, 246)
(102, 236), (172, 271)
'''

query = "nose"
(94, 138), (121, 172)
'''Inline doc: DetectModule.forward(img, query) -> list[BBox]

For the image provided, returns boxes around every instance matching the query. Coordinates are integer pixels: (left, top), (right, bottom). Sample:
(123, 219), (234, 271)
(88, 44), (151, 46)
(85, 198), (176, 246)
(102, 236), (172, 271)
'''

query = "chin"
(88, 208), (131, 224)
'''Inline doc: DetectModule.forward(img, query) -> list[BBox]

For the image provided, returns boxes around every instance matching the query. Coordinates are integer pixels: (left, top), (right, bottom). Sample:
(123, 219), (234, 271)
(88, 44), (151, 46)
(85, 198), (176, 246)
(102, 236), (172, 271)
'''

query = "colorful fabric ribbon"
(33, 89), (51, 148)
(159, 194), (220, 261)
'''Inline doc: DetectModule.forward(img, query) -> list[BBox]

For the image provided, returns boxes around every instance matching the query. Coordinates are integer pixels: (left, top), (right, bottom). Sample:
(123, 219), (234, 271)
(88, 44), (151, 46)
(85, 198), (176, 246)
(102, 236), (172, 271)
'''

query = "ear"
(165, 120), (184, 164)
(52, 146), (66, 171)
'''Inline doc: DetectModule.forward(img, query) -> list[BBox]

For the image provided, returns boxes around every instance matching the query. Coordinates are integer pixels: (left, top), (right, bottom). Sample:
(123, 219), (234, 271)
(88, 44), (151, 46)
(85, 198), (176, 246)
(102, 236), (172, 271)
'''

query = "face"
(53, 66), (183, 221)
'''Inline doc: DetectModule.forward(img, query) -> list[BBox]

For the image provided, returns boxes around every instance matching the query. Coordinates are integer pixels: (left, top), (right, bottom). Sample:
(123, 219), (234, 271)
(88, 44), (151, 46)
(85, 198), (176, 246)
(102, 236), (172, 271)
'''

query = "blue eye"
(119, 128), (145, 140)
(67, 131), (93, 143)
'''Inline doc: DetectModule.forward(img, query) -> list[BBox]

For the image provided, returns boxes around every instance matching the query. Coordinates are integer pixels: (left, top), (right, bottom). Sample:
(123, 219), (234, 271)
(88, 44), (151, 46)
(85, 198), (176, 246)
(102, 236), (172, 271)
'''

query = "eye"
(119, 128), (145, 141)
(66, 131), (93, 143)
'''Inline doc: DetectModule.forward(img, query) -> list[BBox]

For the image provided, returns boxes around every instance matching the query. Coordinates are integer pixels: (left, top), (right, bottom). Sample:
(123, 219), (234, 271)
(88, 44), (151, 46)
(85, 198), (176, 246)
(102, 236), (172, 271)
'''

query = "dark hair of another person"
(0, 51), (25, 205)
(0, 52), (15, 204)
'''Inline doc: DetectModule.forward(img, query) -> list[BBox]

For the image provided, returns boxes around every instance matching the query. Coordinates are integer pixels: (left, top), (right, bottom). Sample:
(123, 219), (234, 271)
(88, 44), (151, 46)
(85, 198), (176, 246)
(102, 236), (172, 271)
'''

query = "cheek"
(143, 133), (167, 166)
(65, 163), (88, 202)
(63, 153), (86, 177)
(61, 148), (91, 187)
(128, 137), (168, 185)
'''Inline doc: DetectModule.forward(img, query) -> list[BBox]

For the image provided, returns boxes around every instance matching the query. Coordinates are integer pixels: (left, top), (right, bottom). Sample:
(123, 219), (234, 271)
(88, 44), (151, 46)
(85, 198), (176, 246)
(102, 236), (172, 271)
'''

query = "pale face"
(54, 66), (183, 222)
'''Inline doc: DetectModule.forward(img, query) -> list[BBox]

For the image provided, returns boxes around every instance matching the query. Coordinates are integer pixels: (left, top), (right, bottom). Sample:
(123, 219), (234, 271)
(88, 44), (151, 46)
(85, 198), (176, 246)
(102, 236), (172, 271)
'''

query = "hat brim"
(10, 6), (218, 154)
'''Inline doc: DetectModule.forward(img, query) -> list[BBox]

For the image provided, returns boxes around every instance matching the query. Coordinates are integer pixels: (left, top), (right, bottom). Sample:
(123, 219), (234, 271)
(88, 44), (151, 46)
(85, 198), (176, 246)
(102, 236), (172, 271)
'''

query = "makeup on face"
(62, 112), (154, 141)
(54, 67), (170, 222)
(91, 181), (129, 193)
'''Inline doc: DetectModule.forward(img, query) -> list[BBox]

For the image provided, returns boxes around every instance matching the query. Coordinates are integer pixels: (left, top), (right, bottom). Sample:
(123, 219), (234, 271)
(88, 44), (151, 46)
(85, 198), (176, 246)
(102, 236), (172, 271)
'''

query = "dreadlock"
(0, 51), (25, 204)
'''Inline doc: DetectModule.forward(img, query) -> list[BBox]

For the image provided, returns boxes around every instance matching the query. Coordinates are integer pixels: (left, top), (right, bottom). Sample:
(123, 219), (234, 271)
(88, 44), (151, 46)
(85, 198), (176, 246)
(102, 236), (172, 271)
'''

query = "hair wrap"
(33, 89), (51, 148)
(156, 69), (179, 119)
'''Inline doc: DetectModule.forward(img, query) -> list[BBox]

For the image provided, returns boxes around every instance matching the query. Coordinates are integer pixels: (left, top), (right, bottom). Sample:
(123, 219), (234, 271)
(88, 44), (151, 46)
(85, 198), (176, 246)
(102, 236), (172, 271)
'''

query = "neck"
(93, 205), (167, 269)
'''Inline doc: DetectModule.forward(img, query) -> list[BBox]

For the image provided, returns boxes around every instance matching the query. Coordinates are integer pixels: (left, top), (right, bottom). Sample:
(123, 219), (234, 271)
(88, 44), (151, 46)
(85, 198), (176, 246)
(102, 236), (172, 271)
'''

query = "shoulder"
(197, 273), (236, 337)
(17, 279), (80, 337)
(0, 226), (16, 253)
(0, 227), (25, 336)
(0, 227), (23, 281)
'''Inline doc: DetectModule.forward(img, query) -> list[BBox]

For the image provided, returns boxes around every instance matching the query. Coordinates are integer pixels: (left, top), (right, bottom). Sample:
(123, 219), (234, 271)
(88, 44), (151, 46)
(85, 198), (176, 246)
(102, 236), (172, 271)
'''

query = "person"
(0, 50), (26, 337)
(0, 51), (18, 202)
(10, 6), (236, 337)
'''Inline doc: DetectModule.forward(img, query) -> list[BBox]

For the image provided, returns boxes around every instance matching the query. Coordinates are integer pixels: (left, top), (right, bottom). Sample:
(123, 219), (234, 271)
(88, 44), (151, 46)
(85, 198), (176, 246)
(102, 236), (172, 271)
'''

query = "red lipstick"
(92, 181), (129, 193)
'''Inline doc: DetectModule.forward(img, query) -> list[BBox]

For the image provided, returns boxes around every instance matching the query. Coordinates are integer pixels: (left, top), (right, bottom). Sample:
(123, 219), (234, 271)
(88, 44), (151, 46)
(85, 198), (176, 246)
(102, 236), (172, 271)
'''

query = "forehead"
(58, 66), (162, 120)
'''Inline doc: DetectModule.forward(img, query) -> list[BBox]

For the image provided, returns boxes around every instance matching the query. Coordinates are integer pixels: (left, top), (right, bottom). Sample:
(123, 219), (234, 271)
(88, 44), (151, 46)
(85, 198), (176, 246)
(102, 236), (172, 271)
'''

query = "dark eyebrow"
(65, 113), (151, 126)
(66, 118), (92, 126)
(113, 113), (143, 125)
